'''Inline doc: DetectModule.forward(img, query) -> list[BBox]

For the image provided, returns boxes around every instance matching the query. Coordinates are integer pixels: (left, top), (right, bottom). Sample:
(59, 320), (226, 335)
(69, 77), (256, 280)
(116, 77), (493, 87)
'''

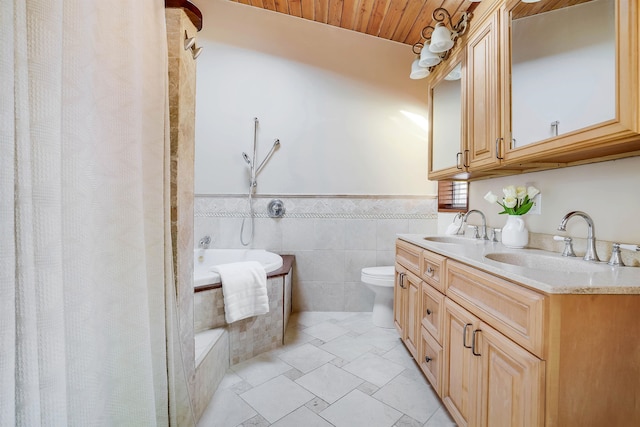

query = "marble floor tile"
(373, 372), (441, 423)
(319, 389), (403, 427)
(240, 376), (314, 423)
(277, 343), (335, 373)
(231, 352), (293, 387)
(196, 311), (456, 427)
(424, 406), (458, 426)
(319, 333), (374, 361)
(197, 388), (256, 427)
(303, 321), (349, 342)
(270, 406), (334, 427)
(296, 363), (364, 403)
(355, 327), (404, 352)
(342, 352), (405, 387)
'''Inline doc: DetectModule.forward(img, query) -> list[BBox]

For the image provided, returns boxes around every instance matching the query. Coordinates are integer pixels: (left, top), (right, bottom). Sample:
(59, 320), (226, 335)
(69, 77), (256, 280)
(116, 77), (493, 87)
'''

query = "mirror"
(431, 62), (463, 172)
(510, 0), (615, 147)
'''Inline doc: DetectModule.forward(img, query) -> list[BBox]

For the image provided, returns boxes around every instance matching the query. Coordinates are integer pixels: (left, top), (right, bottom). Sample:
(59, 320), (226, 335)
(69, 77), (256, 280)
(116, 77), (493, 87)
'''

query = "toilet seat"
(361, 266), (395, 287)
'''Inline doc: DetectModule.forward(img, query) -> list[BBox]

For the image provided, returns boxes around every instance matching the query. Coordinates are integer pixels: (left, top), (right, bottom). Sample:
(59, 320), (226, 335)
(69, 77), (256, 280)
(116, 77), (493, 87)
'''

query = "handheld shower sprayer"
(240, 117), (282, 246)
(242, 152), (252, 167)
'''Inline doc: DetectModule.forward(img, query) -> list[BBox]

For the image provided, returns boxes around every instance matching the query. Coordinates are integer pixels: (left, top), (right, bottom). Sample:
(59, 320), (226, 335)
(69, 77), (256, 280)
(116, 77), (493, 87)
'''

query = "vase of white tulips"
(484, 185), (540, 248)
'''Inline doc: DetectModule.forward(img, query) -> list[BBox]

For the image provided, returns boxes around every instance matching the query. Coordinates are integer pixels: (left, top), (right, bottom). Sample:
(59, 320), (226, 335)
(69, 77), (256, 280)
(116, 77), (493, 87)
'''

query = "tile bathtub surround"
(197, 311), (456, 427)
(194, 196), (438, 311)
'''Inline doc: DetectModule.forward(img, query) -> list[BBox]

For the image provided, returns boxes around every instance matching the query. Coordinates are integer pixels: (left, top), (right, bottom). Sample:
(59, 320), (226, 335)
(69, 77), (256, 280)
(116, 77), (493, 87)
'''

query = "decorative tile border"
(194, 195), (438, 220)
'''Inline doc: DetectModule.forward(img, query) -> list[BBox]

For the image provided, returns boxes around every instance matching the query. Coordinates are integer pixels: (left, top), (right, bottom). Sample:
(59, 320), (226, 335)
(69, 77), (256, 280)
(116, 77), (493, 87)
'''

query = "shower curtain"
(1, 1), (193, 425)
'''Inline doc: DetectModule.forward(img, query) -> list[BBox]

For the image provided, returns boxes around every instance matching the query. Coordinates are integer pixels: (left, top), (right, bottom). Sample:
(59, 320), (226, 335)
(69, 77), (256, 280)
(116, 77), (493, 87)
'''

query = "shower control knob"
(267, 199), (286, 218)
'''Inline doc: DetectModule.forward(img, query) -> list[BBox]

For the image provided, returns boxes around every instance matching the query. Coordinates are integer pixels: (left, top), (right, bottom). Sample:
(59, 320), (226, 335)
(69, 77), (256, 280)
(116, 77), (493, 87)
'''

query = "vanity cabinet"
(394, 240), (422, 359)
(443, 261), (545, 427)
(395, 238), (640, 426)
(427, 0), (640, 181)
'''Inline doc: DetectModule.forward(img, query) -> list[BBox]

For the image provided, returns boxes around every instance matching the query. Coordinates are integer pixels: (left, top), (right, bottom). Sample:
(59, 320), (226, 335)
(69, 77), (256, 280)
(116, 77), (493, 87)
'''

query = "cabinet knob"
(426, 266), (434, 275)
(425, 356), (432, 363)
(426, 309), (432, 315)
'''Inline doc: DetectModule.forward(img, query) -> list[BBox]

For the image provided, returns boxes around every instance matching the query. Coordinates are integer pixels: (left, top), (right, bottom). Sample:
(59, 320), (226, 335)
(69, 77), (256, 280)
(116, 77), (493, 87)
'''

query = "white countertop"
(397, 234), (640, 295)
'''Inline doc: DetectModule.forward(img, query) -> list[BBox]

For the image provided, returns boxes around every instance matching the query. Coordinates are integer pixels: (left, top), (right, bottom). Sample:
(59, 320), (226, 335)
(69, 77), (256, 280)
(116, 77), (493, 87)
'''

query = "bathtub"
(194, 249), (284, 287)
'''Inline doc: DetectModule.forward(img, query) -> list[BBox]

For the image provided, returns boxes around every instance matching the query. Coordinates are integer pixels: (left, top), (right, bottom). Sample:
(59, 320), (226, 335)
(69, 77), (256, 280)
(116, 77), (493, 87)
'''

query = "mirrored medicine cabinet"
(427, 0), (640, 181)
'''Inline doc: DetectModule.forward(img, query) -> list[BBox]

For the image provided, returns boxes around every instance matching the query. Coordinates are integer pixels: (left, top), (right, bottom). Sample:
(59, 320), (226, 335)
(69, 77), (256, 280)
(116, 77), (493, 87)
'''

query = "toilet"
(361, 266), (396, 328)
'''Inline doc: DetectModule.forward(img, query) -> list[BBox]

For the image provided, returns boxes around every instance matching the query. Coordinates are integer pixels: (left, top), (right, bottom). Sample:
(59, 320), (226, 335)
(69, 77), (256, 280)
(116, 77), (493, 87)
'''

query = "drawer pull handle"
(426, 266), (434, 275)
(426, 309), (432, 315)
(425, 356), (432, 363)
(463, 323), (472, 349)
(472, 329), (482, 357)
(398, 273), (406, 289)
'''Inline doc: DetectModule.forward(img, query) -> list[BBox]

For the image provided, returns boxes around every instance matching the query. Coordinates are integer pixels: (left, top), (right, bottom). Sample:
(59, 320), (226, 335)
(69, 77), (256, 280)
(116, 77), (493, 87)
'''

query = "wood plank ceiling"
(230, 0), (476, 46)
(229, 0), (596, 46)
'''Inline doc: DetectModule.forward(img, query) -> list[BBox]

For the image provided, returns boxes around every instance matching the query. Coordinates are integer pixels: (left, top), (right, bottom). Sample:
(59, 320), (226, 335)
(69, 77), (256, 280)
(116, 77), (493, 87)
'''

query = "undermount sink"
(484, 252), (611, 273)
(423, 236), (485, 245)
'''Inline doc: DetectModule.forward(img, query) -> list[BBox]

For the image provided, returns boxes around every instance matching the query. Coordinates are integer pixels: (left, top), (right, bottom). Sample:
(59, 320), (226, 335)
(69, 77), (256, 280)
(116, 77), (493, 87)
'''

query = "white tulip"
(484, 191), (498, 204)
(527, 186), (540, 199)
(503, 185), (516, 198)
(504, 195), (517, 209)
(516, 186), (527, 200)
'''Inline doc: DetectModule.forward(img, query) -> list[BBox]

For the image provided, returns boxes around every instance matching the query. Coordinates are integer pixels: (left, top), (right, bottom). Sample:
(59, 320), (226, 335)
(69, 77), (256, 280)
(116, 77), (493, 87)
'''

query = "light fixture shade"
(418, 43), (442, 67)
(521, 0), (540, 3)
(410, 58), (430, 79)
(430, 23), (454, 53)
(444, 63), (462, 81)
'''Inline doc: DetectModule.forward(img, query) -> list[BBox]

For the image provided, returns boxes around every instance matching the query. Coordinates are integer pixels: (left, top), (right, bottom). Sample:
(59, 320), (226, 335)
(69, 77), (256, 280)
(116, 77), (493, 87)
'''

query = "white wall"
(469, 156), (640, 244)
(511, 0), (615, 146)
(192, 0), (436, 196)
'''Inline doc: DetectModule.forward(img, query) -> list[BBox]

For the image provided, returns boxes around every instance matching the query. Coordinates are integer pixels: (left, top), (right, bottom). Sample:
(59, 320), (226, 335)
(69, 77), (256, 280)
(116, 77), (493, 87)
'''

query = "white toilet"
(361, 266), (396, 328)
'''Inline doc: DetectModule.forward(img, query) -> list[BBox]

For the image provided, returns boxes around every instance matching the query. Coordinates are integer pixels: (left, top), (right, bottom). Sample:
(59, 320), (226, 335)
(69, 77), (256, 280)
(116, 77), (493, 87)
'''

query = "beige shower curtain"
(1, 0), (193, 425)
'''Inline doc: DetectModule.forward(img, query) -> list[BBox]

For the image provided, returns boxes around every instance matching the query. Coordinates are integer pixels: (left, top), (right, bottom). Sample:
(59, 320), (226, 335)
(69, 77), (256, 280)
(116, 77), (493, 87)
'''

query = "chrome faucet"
(198, 235), (211, 249)
(463, 210), (489, 240)
(557, 211), (599, 262)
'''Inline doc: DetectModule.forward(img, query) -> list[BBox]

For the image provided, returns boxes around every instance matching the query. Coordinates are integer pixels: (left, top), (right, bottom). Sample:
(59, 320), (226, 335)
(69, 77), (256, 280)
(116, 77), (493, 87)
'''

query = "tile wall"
(166, 7), (198, 398)
(194, 195), (438, 312)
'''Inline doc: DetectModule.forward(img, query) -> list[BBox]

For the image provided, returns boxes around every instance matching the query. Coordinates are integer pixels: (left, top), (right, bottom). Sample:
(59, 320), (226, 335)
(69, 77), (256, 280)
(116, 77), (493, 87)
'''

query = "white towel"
(211, 261), (269, 323)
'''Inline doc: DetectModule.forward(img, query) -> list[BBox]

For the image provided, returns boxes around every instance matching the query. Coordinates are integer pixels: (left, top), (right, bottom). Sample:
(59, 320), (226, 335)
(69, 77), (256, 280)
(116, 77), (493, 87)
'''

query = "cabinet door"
(502, 0), (640, 165)
(443, 298), (480, 427)
(466, 9), (502, 172)
(476, 322), (545, 427)
(393, 265), (407, 338)
(428, 52), (466, 180)
(405, 271), (421, 358)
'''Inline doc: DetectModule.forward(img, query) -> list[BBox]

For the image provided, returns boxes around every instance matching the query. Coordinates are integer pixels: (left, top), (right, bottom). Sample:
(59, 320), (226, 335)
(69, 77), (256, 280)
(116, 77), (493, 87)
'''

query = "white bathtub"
(193, 249), (284, 287)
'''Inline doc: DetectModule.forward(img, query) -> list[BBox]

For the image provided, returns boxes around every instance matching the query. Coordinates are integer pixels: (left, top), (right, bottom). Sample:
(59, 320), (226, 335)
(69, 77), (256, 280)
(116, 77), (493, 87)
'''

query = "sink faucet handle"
(489, 228), (501, 243)
(468, 225), (480, 239)
(608, 243), (640, 267)
(554, 235), (576, 257)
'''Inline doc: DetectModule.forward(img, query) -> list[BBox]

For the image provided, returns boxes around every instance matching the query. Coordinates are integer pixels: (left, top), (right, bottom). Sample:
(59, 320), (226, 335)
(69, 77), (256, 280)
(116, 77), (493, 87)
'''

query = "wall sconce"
(409, 8), (472, 80)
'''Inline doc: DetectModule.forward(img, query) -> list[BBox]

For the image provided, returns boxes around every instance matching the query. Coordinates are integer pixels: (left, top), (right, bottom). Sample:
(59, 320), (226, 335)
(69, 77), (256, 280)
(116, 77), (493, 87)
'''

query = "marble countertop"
(397, 234), (640, 295)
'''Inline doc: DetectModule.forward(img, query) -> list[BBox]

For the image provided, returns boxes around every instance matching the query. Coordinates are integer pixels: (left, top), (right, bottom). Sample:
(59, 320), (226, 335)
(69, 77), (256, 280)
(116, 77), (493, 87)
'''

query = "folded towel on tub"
(211, 261), (269, 323)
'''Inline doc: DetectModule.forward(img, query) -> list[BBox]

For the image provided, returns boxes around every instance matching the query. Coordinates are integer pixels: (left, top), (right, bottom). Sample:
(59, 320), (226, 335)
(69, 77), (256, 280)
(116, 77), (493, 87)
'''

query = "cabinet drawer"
(421, 250), (446, 293)
(421, 282), (445, 343)
(419, 327), (443, 397)
(445, 260), (546, 357)
(396, 239), (421, 276)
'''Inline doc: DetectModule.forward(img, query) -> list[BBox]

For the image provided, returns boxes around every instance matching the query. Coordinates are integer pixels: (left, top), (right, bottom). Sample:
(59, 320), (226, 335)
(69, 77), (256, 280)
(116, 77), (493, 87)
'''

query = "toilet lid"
(361, 266), (395, 287)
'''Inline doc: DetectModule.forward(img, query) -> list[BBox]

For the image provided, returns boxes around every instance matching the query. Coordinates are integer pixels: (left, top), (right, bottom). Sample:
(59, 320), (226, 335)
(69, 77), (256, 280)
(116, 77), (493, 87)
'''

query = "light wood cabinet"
(442, 298), (480, 427)
(427, 0), (640, 181)
(405, 271), (421, 358)
(476, 320), (545, 427)
(393, 263), (408, 338)
(396, 238), (640, 426)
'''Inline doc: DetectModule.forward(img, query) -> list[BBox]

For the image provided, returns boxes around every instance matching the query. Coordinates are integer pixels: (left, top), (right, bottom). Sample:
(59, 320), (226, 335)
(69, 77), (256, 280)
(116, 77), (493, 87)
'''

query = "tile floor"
(197, 312), (457, 427)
